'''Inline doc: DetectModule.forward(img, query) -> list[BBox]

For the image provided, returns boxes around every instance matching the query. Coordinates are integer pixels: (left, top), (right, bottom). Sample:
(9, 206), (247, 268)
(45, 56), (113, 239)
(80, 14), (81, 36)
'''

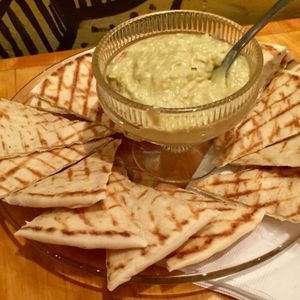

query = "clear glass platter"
(1, 48), (300, 286)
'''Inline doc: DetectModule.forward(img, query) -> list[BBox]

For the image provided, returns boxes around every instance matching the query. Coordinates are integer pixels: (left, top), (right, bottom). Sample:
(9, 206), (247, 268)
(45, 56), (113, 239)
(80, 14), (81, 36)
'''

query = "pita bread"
(219, 70), (300, 165)
(15, 193), (147, 250)
(29, 51), (115, 128)
(232, 134), (300, 167)
(214, 43), (292, 149)
(26, 95), (70, 115)
(30, 53), (100, 121)
(28, 94), (117, 131)
(195, 167), (300, 223)
(106, 172), (219, 291)
(0, 98), (113, 159)
(0, 138), (110, 199)
(157, 185), (264, 271)
(4, 139), (121, 208)
(287, 62), (300, 73)
(259, 42), (293, 89)
(155, 185), (264, 271)
(167, 205), (264, 271)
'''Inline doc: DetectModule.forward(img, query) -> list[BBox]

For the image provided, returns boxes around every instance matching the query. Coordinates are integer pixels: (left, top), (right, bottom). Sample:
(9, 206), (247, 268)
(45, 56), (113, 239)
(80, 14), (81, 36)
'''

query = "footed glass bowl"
(92, 10), (263, 182)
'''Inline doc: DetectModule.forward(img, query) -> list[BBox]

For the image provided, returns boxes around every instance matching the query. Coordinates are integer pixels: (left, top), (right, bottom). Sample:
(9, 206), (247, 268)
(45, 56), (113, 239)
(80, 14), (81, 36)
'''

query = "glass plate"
(2, 48), (300, 286)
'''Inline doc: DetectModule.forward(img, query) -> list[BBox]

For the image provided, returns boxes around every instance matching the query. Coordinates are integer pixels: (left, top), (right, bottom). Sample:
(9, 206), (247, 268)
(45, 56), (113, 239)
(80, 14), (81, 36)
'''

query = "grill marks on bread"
(29, 52), (116, 128)
(0, 139), (108, 199)
(156, 185), (264, 271)
(233, 132), (300, 167)
(0, 98), (112, 159)
(220, 71), (300, 165)
(15, 191), (148, 250)
(4, 139), (120, 208)
(214, 42), (293, 149)
(196, 167), (300, 223)
(106, 172), (219, 291)
(34, 54), (98, 119)
(31, 53), (103, 122)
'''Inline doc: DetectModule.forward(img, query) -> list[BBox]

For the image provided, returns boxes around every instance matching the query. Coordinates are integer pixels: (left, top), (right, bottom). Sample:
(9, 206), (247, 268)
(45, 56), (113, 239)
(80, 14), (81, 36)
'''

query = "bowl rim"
(92, 9), (263, 114)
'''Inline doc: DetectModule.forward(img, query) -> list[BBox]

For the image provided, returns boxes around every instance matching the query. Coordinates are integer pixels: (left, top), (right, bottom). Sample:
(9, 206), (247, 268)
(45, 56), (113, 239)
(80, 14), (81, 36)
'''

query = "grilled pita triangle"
(106, 172), (219, 291)
(4, 139), (121, 208)
(156, 185), (264, 270)
(214, 43), (292, 149)
(28, 94), (116, 131)
(259, 42), (293, 90)
(30, 53), (100, 121)
(30, 51), (115, 129)
(219, 70), (300, 165)
(15, 192), (148, 250)
(156, 185), (264, 271)
(0, 98), (112, 159)
(0, 138), (111, 199)
(233, 134), (300, 167)
(195, 167), (300, 223)
(287, 62), (300, 73)
(27, 95), (70, 115)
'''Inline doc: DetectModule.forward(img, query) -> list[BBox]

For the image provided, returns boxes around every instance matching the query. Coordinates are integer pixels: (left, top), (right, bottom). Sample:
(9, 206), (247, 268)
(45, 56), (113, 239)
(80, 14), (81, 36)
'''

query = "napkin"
(198, 240), (300, 300)
(181, 217), (300, 300)
(187, 146), (300, 300)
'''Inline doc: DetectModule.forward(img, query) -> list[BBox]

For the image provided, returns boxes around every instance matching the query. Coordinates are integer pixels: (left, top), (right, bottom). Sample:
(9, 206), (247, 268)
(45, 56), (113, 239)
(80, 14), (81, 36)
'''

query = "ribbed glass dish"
(92, 10), (263, 146)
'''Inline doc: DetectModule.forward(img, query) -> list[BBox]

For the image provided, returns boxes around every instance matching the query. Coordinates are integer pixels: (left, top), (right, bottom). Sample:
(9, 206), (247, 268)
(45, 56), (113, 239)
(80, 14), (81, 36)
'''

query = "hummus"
(106, 33), (250, 108)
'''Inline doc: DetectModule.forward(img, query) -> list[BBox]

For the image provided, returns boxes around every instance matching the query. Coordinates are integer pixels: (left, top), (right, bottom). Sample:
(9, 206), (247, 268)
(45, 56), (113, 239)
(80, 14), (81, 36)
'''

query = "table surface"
(0, 17), (300, 300)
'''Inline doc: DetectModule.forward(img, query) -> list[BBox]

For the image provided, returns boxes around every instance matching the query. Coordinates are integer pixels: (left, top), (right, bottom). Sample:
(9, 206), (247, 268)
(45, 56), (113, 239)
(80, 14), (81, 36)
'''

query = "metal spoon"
(213, 0), (293, 80)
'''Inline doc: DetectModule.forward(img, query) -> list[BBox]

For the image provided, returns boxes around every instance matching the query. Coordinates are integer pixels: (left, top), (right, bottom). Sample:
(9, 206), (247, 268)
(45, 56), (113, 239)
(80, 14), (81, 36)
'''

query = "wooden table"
(0, 17), (300, 300)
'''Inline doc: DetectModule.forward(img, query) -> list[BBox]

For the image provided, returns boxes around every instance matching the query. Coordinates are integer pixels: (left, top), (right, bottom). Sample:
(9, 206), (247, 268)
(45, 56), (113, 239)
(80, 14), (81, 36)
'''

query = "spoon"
(213, 0), (293, 80)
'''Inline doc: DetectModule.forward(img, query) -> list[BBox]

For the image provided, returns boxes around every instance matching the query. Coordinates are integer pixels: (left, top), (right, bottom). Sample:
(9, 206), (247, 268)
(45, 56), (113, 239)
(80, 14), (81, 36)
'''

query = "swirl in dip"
(106, 33), (250, 108)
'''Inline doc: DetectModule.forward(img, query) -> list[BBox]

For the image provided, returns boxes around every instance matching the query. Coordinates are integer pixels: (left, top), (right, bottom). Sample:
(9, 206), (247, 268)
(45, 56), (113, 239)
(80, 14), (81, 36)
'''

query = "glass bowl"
(92, 10), (263, 147)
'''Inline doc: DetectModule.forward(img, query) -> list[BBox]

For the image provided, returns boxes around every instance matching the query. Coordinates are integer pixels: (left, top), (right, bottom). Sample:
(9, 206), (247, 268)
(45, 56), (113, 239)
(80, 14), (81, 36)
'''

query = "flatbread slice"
(0, 98), (113, 159)
(15, 192), (147, 249)
(194, 167), (300, 223)
(0, 138), (110, 199)
(156, 185), (264, 271)
(30, 53), (99, 121)
(4, 139), (121, 208)
(219, 70), (300, 165)
(214, 43), (292, 149)
(259, 42), (293, 90)
(27, 94), (117, 131)
(106, 172), (219, 291)
(287, 61), (300, 73)
(26, 95), (70, 115)
(232, 134), (300, 167)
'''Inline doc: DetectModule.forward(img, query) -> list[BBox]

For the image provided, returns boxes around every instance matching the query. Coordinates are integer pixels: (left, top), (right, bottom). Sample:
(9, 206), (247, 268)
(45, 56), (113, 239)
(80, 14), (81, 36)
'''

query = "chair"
(1, 0), (300, 58)
(49, 0), (193, 50)
(0, 0), (153, 57)
(0, 0), (69, 57)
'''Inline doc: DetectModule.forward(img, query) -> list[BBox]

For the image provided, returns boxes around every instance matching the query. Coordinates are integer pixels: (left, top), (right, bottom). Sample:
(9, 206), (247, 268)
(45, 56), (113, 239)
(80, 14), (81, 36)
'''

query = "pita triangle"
(214, 43), (292, 149)
(232, 133), (300, 167)
(106, 172), (219, 291)
(4, 139), (121, 208)
(156, 185), (264, 271)
(287, 62), (300, 73)
(0, 98), (112, 159)
(195, 167), (300, 223)
(259, 42), (293, 90)
(0, 138), (111, 199)
(31, 53), (99, 121)
(27, 95), (70, 115)
(15, 191), (148, 250)
(30, 51), (114, 128)
(219, 70), (300, 165)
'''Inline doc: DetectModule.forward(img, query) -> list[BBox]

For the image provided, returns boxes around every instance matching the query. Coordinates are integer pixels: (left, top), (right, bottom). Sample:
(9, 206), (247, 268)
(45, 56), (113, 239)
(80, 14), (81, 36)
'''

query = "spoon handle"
(222, 0), (293, 70)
